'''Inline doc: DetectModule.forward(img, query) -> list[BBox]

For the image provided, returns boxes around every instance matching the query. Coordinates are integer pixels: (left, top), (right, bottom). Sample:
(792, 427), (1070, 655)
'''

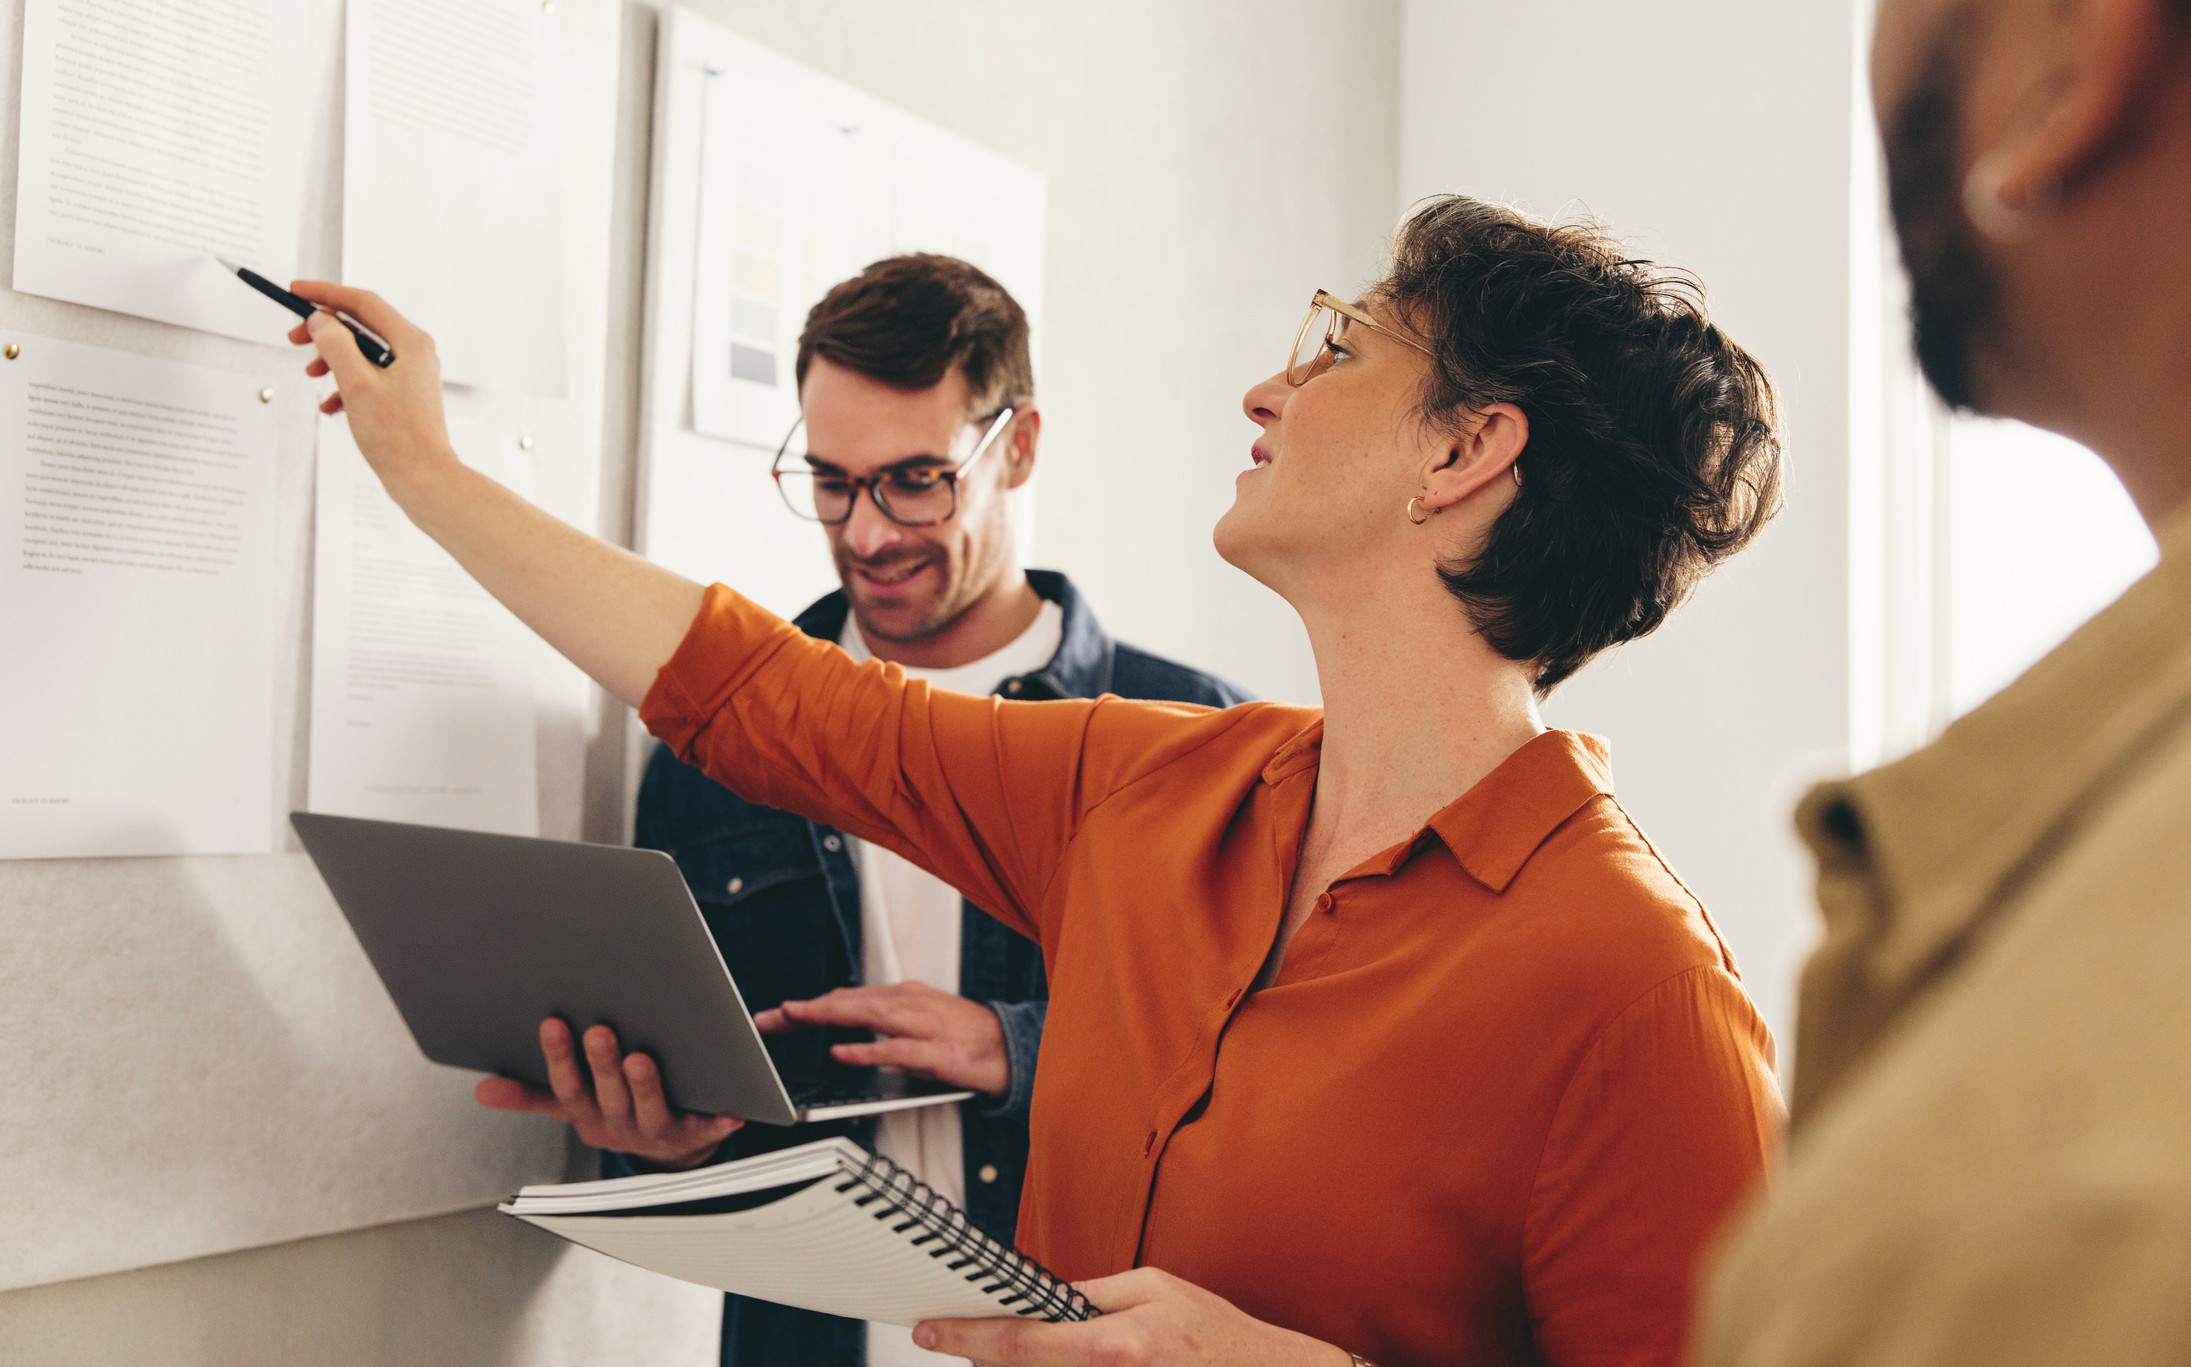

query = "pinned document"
(0, 333), (277, 858)
(343, 0), (570, 398)
(685, 34), (1046, 449)
(306, 414), (540, 836)
(11, 0), (338, 342)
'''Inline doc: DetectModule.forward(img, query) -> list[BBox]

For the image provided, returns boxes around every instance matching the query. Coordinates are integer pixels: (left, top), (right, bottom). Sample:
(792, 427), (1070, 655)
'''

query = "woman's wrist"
(379, 440), (465, 512)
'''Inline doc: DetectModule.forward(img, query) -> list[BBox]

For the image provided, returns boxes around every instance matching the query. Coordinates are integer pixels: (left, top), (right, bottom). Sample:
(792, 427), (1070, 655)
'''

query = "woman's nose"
(1241, 370), (1290, 427)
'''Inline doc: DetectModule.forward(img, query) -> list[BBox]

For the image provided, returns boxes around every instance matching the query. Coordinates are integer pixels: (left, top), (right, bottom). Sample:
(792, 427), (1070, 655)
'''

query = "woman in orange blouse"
(290, 195), (1785, 1367)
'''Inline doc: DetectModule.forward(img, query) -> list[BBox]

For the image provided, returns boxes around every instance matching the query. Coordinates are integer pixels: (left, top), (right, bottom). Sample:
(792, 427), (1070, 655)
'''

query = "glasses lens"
(773, 421), (854, 524)
(777, 470), (855, 523)
(1288, 302), (1339, 386)
(874, 471), (956, 526)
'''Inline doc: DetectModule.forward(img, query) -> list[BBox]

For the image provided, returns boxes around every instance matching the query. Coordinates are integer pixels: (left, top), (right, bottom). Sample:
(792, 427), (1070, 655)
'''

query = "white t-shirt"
(839, 600), (1064, 1367)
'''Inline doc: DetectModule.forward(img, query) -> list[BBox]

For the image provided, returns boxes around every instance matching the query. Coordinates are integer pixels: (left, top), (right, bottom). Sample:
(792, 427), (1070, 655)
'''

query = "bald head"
(1871, 0), (2191, 518)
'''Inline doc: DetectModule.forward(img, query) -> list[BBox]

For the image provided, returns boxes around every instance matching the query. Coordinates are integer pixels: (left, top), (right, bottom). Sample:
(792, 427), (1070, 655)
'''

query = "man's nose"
(838, 489), (904, 558)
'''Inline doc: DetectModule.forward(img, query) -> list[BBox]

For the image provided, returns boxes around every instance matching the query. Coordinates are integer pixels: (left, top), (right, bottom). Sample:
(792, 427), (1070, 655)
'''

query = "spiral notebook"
(500, 1138), (1095, 1327)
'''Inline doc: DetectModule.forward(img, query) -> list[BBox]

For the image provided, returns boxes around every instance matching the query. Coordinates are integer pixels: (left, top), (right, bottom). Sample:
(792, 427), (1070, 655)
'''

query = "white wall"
(1399, 0), (1868, 1048)
(0, 2), (1398, 1362)
(0, 1207), (722, 1367)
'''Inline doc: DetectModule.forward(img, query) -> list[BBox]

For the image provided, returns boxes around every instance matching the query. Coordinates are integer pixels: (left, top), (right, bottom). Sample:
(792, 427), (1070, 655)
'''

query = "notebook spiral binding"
(838, 1149), (1098, 1323)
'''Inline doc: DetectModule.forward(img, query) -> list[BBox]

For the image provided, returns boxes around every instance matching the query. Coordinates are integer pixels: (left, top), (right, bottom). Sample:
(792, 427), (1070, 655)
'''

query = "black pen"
(215, 256), (397, 368)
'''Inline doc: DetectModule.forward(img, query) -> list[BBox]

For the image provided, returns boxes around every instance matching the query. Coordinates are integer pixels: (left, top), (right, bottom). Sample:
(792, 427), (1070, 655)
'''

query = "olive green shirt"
(1701, 506), (2191, 1365)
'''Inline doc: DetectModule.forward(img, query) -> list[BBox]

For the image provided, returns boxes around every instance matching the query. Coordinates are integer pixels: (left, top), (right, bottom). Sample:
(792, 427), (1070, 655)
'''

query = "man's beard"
(837, 546), (958, 638)
(1883, 13), (2002, 413)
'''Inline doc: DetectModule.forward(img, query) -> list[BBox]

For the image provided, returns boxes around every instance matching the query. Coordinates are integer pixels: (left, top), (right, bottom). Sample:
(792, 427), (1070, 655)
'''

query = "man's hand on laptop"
(753, 983), (1010, 1097)
(474, 1017), (742, 1170)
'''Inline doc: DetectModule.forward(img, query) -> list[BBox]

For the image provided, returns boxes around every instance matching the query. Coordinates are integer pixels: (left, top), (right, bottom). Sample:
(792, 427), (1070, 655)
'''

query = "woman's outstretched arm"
(291, 280), (702, 707)
(287, 279), (1209, 945)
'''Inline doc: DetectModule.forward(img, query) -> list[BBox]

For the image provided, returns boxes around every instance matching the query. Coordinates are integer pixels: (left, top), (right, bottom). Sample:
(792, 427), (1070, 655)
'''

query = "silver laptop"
(291, 811), (974, 1127)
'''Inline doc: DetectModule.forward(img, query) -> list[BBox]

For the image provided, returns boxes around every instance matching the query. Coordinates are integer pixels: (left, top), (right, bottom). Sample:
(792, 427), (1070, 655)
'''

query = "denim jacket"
(624, 569), (1248, 1367)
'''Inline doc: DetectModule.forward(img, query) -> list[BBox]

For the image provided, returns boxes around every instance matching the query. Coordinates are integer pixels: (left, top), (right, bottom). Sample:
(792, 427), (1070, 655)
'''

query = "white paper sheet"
(343, 0), (568, 398)
(11, 0), (336, 343)
(307, 414), (539, 836)
(687, 38), (1046, 449)
(0, 332), (276, 858)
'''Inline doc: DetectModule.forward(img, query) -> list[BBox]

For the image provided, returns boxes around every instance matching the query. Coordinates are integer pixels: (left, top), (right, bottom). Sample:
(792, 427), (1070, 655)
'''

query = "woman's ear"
(1419, 403), (1527, 511)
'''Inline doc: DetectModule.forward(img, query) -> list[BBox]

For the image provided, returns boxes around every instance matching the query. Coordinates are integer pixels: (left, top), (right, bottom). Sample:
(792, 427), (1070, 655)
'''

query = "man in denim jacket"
(610, 256), (1243, 1366)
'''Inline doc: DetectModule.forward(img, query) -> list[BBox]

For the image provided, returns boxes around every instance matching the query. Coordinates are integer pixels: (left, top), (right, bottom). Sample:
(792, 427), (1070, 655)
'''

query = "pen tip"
(213, 255), (243, 274)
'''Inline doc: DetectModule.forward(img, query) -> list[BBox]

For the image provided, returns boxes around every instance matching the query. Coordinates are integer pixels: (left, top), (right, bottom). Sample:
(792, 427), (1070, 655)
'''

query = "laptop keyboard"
(778, 1066), (894, 1108)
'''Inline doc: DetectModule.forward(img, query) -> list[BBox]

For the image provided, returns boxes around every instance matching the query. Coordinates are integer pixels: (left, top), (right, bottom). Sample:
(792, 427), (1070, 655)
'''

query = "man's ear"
(1002, 408), (1041, 491)
(1967, 0), (2173, 228)
(1420, 404), (1527, 511)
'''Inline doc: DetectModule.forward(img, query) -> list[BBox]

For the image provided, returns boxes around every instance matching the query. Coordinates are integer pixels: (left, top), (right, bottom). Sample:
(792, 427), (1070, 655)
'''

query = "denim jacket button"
(725, 876), (744, 895)
(977, 1164), (999, 1184)
(821, 835), (843, 852)
(1004, 679), (1023, 695)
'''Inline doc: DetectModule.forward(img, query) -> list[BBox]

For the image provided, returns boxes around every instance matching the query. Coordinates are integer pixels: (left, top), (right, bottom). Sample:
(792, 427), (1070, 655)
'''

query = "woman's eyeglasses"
(1287, 289), (1434, 386)
(772, 407), (1016, 527)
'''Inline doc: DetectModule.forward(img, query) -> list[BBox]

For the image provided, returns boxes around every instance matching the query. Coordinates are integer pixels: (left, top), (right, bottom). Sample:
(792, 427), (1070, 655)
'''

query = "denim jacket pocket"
(666, 820), (850, 1027)
(672, 820), (821, 912)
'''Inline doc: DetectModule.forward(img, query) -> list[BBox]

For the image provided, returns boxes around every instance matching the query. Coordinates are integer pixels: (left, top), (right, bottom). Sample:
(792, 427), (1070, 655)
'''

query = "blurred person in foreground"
(1702, 0), (2191, 1361)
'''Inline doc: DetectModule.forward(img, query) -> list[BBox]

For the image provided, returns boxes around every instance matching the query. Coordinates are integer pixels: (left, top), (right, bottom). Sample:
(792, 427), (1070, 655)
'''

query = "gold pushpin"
(4, 343), (19, 360)
(258, 388), (275, 403)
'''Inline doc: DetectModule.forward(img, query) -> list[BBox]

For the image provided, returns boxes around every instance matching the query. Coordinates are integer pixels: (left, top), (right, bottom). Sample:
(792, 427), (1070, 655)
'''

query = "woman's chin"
(1211, 506), (1271, 581)
(1211, 504), (1247, 569)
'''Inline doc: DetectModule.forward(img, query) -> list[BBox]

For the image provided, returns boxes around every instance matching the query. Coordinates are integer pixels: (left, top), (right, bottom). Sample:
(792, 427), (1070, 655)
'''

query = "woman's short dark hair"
(796, 253), (1034, 418)
(1383, 195), (1784, 693)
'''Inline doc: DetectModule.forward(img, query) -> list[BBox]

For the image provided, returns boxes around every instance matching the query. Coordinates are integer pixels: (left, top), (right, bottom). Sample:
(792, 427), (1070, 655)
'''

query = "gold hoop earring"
(1962, 149), (2054, 244)
(1406, 494), (1432, 526)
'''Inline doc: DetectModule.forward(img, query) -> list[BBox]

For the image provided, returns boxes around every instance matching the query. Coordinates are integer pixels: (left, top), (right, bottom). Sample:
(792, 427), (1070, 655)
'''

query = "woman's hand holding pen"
(273, 276), (702, 710)
(287, 280), (460, 502)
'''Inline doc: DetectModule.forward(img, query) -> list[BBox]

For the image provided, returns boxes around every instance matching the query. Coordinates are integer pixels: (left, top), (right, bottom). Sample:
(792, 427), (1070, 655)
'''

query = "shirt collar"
(1803, 505), (2191, 990)
(1019, 569), (1115, 698)
(1259, 725), (1616, 894)
(791, 568), (1116, 700)
(1429, 731), (1617, 892)
(1260, 719), (1326, 785)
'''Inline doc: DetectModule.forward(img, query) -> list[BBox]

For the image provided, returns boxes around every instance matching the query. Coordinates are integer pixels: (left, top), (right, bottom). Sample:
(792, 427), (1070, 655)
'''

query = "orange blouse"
(644, 585), (1784, 1367)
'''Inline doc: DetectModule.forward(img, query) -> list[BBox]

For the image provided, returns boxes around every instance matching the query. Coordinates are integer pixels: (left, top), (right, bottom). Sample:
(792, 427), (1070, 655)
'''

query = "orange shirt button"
(1224, 988), (1241, 1007)
(1142, 1129), (1157, 1157)
(1316, 893), (1335, 913)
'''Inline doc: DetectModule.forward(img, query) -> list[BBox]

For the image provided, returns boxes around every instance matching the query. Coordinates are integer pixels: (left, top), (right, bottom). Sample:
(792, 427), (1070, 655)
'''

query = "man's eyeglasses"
(1287, 289), (1434, 386)
(772, 407), (1016, 527)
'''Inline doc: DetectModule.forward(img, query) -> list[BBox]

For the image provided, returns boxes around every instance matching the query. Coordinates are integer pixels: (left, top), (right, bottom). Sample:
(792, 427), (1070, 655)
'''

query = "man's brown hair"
(795, 254), (1034, 417)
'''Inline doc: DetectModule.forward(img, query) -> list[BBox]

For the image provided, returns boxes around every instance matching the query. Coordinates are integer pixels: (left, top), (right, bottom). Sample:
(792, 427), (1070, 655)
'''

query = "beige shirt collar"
(1793, 503), (2191, 1090)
